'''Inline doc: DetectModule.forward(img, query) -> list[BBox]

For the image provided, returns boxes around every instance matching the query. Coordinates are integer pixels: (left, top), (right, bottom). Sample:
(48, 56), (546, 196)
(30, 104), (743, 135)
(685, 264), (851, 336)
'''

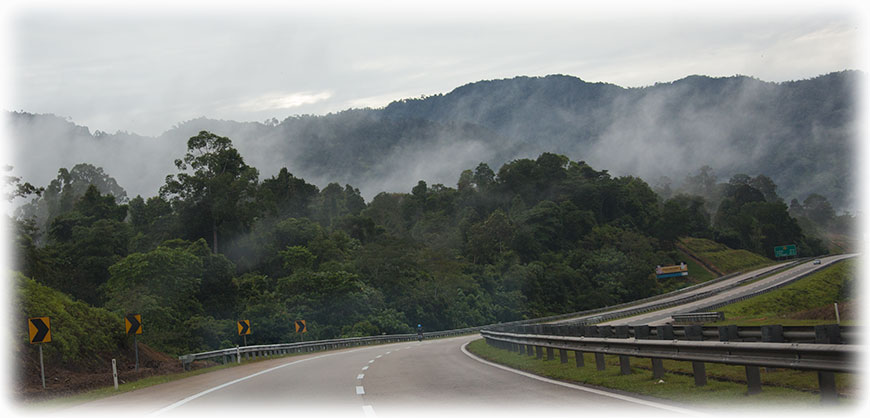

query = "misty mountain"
(4, 71), (859, 210)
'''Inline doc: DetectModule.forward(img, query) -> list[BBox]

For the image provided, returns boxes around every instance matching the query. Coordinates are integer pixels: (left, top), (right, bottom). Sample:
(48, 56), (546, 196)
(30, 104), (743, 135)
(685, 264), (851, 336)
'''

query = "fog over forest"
(3, 71), (860, 211)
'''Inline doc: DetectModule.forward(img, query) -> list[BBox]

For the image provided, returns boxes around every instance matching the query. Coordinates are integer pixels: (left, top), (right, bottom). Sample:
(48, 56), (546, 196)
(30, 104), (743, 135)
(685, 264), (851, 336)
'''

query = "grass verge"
(679, 237), (774, 274)
(466, 339), (856, 407)
(713, 259), (857, 326)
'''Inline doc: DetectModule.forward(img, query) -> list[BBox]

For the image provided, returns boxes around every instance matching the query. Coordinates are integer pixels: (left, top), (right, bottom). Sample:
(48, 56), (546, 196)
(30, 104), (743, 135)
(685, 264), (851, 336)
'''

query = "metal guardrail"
(489, 323), (854, 344)
(480, 328), (858, 402)
(672, 312), (724, 323)
(177, 328), (477, 370)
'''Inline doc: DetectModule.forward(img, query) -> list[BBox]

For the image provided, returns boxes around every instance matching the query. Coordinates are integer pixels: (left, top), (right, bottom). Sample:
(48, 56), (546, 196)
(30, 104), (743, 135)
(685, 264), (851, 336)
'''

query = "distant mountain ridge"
(4, 71), (860, 210)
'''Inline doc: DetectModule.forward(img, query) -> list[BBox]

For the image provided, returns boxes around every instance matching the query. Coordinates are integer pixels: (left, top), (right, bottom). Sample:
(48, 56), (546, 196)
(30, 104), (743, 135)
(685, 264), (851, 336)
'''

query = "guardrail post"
(814, 324), (842, 344)
(575, 350), (585, 367)
(761, 325), (784, 374)
(655, 325), (674, 340)
(560, 348), (568, 364)
(527, 343), (534, 356)
(650, 325), (672, 379)
(761, 325), (784, 343)
(535, 345), (543, 359)
(594, 352), (606, 371)
(715, 326), (760, 394)
(818, 371), (838, 404)
(615, 326), (631, 375)
(815, 325), (840, 403)
(637, 325), (660, 378)
(546, 346), (554, 361)
(585, 326), (600, 338)
(745, 365), (762, 395)
(718, 325), (739, 341)
(686, 325), (707, 386)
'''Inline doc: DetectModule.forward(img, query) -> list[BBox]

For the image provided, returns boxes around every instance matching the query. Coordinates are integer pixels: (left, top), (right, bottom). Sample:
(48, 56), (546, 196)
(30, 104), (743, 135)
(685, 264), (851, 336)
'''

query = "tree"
(802, 193), (836, 227)
(3, 165), (43, 202)
(260, 168), (319, 219)
(16, 163), (126, 244)
(656, 194), (711, 242)
(160, 131), (260, 253)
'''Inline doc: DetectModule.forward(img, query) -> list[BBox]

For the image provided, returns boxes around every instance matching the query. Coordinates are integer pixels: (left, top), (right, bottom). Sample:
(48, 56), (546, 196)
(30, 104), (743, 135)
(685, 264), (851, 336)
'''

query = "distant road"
(604, 254), (857, 326)
(62, 335), (703, 417)
(551, 254), (856, 327)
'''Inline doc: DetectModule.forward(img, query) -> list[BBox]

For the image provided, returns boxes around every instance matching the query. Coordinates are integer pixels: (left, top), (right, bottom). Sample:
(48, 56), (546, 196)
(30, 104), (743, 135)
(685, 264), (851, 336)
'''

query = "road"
(59, 335), (703, 418)
(552, 254), (856, 327)
(604, 254), (856, 326)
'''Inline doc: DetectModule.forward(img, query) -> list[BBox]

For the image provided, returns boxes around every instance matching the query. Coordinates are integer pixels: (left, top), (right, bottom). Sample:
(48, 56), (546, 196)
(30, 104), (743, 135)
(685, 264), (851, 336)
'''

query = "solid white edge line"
(148, 352), (330, 416)
(362, 405), (377, 417)
(460, 341), (711, 417)
(148, 344), (386, 416)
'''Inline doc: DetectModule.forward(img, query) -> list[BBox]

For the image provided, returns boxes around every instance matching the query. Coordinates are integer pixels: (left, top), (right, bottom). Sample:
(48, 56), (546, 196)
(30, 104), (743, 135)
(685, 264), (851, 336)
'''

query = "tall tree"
(160, 131), (260, 253)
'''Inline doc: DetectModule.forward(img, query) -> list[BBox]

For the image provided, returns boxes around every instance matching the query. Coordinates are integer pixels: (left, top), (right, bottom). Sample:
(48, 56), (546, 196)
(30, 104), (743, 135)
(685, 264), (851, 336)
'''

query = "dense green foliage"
(15, 272), (125, 368)
(10, 131), (829, 357)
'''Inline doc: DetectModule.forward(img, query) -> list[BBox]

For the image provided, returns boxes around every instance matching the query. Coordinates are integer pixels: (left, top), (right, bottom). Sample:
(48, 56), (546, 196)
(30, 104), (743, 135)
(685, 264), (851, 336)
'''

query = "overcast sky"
(1, 0), (866, 137)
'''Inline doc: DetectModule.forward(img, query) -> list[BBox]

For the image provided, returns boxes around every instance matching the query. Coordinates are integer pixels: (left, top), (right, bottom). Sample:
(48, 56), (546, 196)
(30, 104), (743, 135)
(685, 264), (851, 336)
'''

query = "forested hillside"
(5, 71), (860, 211)
(9, 130), (833, 359)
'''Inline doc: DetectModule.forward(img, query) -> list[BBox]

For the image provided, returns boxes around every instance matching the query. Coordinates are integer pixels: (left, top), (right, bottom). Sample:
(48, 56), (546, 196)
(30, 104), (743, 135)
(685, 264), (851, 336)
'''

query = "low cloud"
(233, 91), (334, 113)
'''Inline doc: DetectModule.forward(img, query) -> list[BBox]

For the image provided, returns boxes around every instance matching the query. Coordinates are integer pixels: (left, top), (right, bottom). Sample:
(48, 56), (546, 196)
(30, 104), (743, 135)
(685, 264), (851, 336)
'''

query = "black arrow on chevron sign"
(30, 318), (50, 343)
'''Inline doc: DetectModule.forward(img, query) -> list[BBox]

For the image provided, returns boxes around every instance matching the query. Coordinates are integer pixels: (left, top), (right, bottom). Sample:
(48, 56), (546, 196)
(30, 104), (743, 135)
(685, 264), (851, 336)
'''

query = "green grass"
(713, 260), (857, 326)
(467, 339), (855, 406)
(679, 237), (774, 274)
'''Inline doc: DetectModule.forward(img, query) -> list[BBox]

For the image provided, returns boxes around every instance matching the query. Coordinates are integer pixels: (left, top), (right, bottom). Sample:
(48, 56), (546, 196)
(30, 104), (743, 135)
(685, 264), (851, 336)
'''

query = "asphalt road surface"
(57, 335), (704, 418)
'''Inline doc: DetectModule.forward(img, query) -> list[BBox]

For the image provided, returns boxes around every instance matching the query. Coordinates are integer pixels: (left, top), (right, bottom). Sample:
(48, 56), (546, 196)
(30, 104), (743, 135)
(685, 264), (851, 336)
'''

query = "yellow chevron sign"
(29, 317), (51, 344)
(238, 320), (251, 335)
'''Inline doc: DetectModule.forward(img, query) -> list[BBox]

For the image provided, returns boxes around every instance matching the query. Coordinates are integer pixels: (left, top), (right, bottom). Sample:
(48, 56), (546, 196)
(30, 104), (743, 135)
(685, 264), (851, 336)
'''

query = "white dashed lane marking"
(357, 373), (365, 379)
(356, 386), (365, 395)
(362, 405), (376, 417)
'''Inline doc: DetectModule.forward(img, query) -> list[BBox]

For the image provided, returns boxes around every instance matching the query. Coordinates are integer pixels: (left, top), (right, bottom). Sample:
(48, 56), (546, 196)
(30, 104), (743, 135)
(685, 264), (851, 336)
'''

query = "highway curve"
(51, 257), (856, 417)
(60, 335), (703, 417)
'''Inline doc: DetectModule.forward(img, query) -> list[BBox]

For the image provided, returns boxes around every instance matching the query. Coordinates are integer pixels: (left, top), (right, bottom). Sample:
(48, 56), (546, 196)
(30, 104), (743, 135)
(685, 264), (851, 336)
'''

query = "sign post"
(125, 314), (142, 372)
(28, 317), (51, 389)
